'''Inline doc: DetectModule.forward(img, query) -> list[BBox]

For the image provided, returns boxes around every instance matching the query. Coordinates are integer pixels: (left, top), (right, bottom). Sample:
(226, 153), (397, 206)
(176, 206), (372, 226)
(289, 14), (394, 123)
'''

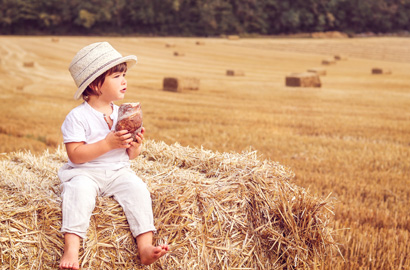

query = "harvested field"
(0, 36), (409, 269)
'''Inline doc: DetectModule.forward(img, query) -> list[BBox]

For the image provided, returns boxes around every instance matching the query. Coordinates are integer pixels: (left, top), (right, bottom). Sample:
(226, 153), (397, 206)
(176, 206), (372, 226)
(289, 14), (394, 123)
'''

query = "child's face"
(99, 71), (127, 101)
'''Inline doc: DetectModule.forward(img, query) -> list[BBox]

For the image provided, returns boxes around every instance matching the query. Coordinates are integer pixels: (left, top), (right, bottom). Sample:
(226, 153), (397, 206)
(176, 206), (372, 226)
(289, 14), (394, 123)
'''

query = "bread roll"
(115, 102), (143, 141)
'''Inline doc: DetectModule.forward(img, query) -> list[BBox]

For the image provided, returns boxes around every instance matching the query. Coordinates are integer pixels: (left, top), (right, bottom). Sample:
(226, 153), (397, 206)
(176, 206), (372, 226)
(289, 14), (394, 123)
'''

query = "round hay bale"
(0, 141), (338, 269)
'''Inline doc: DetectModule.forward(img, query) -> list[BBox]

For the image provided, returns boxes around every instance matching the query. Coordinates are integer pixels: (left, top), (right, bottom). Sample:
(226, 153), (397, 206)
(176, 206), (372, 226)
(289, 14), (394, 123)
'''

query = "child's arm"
(66, 130), (133, 164)
(127, 127), (145, 160)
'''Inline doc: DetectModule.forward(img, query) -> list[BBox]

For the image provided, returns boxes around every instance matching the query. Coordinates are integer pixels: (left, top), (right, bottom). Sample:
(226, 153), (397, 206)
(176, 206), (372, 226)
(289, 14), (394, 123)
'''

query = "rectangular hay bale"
(307, 68), (326, 76)
(334, 54), (347, 60)
(23, 61), (35, 67)
(286, 72), (321, 88)
(226, 70), (245, 76)
(163, 77), (200, 92)
(227, 35), (240, 40)
(0, 141), (337, 269)
(371, 68), (391, 74)
(321, 59), (336, 65)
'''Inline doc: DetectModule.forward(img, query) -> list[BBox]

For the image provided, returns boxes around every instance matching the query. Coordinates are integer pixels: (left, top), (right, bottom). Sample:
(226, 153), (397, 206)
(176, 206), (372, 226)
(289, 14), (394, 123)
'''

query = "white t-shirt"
(61, 101), (130, 169)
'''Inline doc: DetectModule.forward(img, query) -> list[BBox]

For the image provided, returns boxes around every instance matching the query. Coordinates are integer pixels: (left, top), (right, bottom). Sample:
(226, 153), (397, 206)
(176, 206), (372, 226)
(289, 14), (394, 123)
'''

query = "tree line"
(1, 0), (409, 36)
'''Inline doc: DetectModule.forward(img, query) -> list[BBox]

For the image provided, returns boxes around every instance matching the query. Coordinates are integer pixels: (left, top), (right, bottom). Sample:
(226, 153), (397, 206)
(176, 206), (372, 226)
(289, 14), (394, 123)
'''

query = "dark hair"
(82, 62), (128, 101)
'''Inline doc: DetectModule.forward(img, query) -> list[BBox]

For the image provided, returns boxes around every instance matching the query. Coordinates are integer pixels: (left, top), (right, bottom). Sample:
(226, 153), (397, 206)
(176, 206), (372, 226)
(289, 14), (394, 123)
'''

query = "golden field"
(0, 36), (409, 269)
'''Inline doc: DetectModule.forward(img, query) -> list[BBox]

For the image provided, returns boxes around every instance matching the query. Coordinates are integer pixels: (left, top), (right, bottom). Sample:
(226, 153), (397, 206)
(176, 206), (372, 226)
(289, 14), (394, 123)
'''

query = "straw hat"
(69, 42), (137, 100)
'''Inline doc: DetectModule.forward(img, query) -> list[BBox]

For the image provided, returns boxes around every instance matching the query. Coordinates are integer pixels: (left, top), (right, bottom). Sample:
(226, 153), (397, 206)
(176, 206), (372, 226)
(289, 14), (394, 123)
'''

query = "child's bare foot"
(139, 244), (169, 265)
(59, 233), (80, 269)
(59, 249), (80, 269)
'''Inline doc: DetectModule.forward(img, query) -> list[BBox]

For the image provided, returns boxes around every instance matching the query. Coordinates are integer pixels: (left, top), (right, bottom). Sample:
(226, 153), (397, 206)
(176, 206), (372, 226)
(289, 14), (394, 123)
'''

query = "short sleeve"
(61, 110), (87, 143)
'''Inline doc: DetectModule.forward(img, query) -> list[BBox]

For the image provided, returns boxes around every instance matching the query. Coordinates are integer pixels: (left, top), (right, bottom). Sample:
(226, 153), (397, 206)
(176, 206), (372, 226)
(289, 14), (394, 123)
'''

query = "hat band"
(78, 57), (122, 89)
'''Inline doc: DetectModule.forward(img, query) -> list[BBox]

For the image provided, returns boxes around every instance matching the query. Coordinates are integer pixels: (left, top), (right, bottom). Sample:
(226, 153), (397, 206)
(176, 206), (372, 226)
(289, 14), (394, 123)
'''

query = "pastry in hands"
(115, 102), (143, 141)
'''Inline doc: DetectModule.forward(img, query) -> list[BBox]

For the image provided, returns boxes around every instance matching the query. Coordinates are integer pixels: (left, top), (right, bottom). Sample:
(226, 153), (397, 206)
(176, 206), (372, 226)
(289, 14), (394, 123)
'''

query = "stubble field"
(0, 36), (409, 269)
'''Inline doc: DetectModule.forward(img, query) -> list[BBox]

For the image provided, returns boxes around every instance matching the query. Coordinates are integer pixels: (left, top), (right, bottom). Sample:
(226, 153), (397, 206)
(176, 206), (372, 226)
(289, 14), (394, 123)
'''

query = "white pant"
(58, 164), (156, 239)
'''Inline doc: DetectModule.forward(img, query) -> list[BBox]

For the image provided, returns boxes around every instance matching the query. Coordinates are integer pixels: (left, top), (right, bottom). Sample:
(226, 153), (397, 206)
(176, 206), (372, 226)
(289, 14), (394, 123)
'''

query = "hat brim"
(73, 55), (137, 100)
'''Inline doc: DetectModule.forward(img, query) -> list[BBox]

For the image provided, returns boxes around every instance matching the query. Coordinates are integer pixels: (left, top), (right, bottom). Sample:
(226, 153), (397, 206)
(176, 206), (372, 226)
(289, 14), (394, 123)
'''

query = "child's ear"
(89, 83), (102, 95)
(89, 83), (98, 91)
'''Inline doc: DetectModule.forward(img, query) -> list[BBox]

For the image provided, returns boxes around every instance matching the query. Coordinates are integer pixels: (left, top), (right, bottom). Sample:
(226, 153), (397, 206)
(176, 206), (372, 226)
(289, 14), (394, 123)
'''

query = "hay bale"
(371, 68), (392, 74)
(226, 69), (245, 76)
(334, 54), (347, 61)
(23, 61), (35, 67)
(163, 77), (200, 92)
(307, 68), (327, 76)
(286, 72), (321, 87)
(311, 31), (348, 38)
(321, 59), (336, 65)
(227, 35), (240, 40)
(0, 141), (337, 269)
(173, 51), (185, 56)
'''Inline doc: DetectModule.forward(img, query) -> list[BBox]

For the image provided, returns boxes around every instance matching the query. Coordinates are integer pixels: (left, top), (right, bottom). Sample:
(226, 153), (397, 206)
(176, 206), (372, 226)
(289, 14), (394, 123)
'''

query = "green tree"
(232, 0), (268, 34)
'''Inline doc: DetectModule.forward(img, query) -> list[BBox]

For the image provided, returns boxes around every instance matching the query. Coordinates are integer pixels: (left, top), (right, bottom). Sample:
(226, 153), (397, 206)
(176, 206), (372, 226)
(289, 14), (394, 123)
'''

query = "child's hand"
(129, 127), (145, 148)
(127, 127), (145, 159)
(106, 130), (133, 149)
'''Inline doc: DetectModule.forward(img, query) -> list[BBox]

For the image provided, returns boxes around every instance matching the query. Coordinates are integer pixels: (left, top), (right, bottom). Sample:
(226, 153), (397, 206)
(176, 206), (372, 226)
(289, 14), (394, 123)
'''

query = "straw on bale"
(286, 72), (322, 87)
(163, 77), (200, 92)
(196, 41), (205, 45)
(321, 59), (336, 65)
(371, 68), (392, 74)
(173, 51), (185, 56)
(0, 140), (338, 269)
(165, 43), (176, 48)
(23, 61), (35, 67)
(51, 37), (60, 43)
(307, 68), (326, 76)
(226, 69), (245, 76)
